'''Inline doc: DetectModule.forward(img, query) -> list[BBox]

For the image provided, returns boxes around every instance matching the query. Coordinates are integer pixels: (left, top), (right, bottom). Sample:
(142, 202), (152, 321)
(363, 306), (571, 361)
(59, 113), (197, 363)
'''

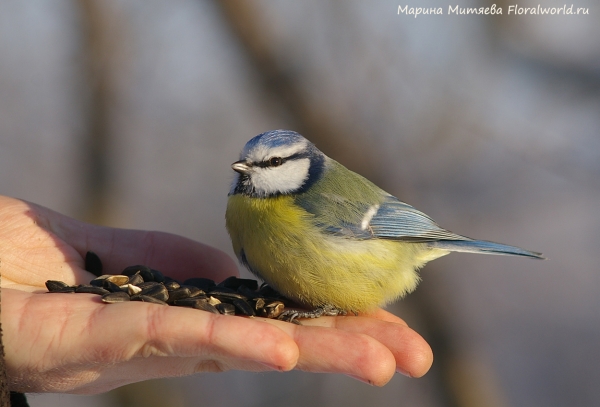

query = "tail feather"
(430, 239), (545, 259)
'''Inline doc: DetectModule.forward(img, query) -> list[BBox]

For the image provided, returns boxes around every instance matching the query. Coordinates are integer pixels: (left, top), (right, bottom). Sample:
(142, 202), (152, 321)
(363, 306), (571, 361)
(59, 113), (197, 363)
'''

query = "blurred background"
(1, 0), (599, 406)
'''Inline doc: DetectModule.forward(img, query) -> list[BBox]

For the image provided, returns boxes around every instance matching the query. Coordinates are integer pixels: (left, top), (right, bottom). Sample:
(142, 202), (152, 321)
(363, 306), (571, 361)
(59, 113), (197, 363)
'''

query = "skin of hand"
(0, 195), (433, 393)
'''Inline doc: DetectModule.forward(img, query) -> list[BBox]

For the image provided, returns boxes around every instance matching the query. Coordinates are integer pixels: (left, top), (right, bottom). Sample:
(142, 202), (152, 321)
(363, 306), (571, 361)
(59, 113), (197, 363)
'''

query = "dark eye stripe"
(255, 152), (306, 168)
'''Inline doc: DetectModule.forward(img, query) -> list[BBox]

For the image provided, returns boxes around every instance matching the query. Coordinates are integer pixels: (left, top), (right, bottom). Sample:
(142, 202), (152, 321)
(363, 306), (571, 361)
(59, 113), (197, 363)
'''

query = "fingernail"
(260, 363), (285, 372)
(347, 374), (374, 386)
(396, 367), (412, 378)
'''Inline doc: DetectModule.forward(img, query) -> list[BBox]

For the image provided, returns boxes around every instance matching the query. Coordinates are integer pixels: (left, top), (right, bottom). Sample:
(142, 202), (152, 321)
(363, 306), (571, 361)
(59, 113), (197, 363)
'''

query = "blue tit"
(225, 130), (543, 314)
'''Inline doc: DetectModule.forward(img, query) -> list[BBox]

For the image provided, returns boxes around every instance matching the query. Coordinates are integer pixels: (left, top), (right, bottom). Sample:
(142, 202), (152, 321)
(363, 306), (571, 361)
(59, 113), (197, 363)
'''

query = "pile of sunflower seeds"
(45, 251), (288, 319)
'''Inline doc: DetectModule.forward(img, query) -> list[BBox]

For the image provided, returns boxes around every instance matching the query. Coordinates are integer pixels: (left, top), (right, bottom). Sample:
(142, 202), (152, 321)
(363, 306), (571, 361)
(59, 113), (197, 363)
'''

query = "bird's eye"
(269, 157), (283, 167)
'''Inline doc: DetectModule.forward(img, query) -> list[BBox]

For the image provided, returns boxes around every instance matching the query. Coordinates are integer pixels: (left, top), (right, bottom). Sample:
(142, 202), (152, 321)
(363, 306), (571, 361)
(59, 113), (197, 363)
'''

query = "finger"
(358, 308), (408, 326)
(3, 290), (298, 393)
(259, 318), (397, 386)
(79, 228), (238, 283)
(28, 199), (238, 282)
(301, 315), (433, 378)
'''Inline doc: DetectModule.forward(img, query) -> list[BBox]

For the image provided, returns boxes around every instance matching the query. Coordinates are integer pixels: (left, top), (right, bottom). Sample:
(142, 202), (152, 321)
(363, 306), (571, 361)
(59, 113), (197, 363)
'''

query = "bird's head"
(230, 130), (326, 198)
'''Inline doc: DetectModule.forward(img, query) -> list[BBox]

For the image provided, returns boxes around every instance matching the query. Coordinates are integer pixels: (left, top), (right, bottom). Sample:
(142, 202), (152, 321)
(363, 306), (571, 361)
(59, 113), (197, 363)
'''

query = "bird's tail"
(429, 239), (545, 259)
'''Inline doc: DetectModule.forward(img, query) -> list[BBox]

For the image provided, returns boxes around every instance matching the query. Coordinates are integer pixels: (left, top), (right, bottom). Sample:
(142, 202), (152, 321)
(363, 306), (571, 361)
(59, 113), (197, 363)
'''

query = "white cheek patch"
(247, 140), (308, 163)
(251, 158), (311, 195)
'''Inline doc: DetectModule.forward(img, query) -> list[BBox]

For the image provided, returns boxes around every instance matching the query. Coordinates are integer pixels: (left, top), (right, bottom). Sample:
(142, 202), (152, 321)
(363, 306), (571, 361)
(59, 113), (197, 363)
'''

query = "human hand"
(0, 196), (433, 393)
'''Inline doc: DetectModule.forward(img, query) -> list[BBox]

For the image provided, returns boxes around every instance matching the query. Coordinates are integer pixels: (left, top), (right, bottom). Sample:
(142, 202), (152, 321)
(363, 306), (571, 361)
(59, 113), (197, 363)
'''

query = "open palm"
(0, 196), (432, 394)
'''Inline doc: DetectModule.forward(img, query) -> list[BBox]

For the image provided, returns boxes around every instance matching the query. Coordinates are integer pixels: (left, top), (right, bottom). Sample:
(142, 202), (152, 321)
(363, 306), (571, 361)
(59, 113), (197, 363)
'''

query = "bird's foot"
(277, 304), (347, 325)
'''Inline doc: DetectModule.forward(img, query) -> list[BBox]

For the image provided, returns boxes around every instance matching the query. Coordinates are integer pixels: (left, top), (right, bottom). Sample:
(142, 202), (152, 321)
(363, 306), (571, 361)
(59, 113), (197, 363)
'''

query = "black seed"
(102, 291), (130, 303)
(76, 285), (110, 295)
(237, 285), (261, 299)
(260, 301), (285, 318)
(258, 284), (282, 298)
(49, 286), (76, 293)
(104, 280), (126, 293)
(126, 284), (142, 295)
(150, 269), (165, 283)
(174, 298), (219, 314)
(253, 297), (266, 311)
(122, 265), (154, 282)
(173, 297), (206, 307)
(166, 287), (191, 304)
(192, 293), (209, 301)
(180, 285), (205, 297)
(209, 288), (246, 301)
(45, 280), (69, 292)
(232, 299), (255, 316)
(85, 251), (103, 277)
(218, 276), (259, 291)
(90, 275), (110, 287)
(192, 301), (220, 314)
(131, 295), (168, 305)
(164, 280), (181, 291)
(183, 278), (216, 291)
(210, 286), (237, 294)
(127, 273), (144, 286)
(163, 275), (180, 284)
(139, 284), (169, 302)
(216, 303), (236, 315)
(105, 275), (129, 286)
(137, 281), (162, 290)
(207, 296), (221, 306)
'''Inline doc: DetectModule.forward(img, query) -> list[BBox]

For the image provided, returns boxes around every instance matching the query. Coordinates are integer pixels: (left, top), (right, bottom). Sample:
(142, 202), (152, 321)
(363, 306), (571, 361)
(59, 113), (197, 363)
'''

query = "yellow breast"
(226, 194), (444, 311)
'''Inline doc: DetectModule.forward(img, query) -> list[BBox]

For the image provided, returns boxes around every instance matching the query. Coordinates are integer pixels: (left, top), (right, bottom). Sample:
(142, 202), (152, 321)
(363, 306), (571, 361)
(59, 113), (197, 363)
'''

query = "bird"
(225, 130), (543, 318)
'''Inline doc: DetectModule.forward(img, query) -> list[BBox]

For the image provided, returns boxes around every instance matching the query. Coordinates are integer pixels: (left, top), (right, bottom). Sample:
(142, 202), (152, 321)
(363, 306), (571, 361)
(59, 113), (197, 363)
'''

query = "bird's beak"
(231, 160), (252, 175)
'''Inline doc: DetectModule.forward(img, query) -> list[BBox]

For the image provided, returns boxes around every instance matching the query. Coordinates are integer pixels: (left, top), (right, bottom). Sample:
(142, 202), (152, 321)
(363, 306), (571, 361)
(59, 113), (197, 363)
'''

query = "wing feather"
(368, 197), (467, 242)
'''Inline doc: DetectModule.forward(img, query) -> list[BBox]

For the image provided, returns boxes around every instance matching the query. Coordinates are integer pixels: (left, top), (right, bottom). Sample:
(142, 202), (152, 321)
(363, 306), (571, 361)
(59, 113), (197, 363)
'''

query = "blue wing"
(302, 194), (544, 259)
(294, 159), (543, 259)
(370, 197), (543, 258)
(368, 197), (465, 242)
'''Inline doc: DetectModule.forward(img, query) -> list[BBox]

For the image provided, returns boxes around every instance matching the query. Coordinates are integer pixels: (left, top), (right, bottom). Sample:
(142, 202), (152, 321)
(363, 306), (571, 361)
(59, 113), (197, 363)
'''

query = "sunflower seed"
(139, 284), (169, 302)
(127, 273), (144, 286)
(105, 275), (129, 286)
(122, 265), (154, 282)
(232, 298), (255, 316)
(180, 285), (205, 297)
(191, 301), (220, 314)
(76, 285), (110, 295)
(258, 284), (283, 298)
(45, 280), (69, 292)
(164, 280), (181, 291)
(150, 269), (165, 283)
(126, 284), (142, 295)
(50, 286), (76, 293)
(216, 303), (236, 315)
(166, 287), (191, 304)
(85, 251), (103, 277)
(131, 295), (168, 305)
(102, 291), (130, 303)
(183, 278), (215, 291)
(253, 297), (266, 311)
(90, 275), (111, 287)
(207, 296), (221, 306)
(137, 281), (162, 290)
(237, 285), (262, 299)
(260, 301), (285, 318)
(174, 298), (219, 314)
(209, 288), (246, 302)
(104, 280), (126, 293)
(173, 297), (207, 307)
(218, 276), (259, 291)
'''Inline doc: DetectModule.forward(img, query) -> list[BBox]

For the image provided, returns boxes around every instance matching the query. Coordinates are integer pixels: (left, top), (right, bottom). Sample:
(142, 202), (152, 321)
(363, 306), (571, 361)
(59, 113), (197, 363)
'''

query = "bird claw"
(277, 305), (347, 324)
